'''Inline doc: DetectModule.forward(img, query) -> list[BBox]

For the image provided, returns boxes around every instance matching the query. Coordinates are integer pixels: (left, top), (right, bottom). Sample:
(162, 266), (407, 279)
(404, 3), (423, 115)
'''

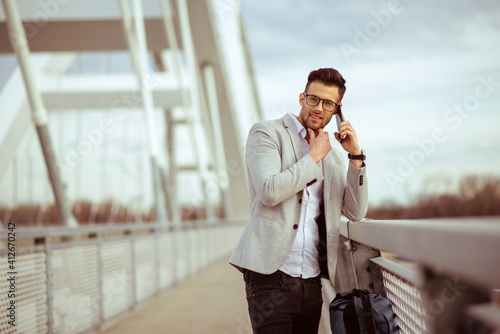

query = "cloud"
(241, 0), (500, 203)
(242, 0), (500, 67)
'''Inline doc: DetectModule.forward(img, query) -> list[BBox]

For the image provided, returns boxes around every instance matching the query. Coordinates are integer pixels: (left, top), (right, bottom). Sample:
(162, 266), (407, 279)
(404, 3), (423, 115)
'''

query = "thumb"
(308, 128), (316, 140)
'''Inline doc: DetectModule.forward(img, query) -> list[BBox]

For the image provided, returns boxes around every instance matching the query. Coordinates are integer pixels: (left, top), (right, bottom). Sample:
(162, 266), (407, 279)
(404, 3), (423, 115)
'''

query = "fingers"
(308, 128), (316, 140)
(338, 121), (356, 138)
(309, 128), (332, 142)
(308, 127), (332, 162)
(338, 120), (351, 129)
(309, 128), (329, 139)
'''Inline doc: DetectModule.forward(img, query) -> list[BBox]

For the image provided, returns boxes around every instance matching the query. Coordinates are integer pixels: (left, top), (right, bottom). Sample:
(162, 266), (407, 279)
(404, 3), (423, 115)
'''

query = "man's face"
(298, 81), (341, 131)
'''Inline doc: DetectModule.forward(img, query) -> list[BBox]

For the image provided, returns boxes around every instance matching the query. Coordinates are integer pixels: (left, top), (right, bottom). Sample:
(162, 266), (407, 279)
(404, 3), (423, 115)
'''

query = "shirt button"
(293, 224), (298, 229)
(298, 199), (302, 204)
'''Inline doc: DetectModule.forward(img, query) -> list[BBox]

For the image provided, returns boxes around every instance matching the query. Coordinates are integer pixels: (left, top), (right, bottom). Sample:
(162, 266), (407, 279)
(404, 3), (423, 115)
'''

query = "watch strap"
(348, 150), (366, 160)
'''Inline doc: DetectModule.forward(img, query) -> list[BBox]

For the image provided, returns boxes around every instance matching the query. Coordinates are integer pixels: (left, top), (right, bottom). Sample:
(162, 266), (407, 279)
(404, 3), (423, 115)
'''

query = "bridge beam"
(184, 0), (249, 219)
(41, 73), (185, 110)
(1, 0), (77, 227)
(0, 18), (175, 53)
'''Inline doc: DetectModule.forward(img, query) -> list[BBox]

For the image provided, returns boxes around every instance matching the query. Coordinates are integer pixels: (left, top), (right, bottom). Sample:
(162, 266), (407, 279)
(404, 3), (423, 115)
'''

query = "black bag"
(329, 289), (399, 334)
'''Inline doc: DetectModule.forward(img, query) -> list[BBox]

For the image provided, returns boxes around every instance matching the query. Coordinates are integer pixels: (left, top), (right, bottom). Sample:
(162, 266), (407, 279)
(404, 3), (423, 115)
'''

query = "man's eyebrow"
(310, 94), (336, 103)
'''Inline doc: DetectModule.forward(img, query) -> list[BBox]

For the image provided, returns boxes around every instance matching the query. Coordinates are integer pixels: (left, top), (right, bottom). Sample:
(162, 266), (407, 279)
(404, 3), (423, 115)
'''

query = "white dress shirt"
(278, 113), (324, 278)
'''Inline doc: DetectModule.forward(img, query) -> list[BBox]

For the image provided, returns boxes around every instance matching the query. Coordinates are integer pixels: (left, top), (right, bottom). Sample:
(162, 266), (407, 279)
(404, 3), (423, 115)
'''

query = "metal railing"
(320, 217), (500, 334)
(3, 217), (500, 333)
(0, 220), (246, 334)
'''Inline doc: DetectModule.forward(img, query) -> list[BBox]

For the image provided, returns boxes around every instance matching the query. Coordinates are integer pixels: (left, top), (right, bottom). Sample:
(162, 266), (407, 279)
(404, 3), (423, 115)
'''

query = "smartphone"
(335, 107), (344, 143)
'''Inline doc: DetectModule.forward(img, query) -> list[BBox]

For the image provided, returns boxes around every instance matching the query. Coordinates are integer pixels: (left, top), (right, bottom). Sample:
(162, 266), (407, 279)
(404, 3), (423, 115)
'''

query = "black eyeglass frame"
(303, 92), (341, 113)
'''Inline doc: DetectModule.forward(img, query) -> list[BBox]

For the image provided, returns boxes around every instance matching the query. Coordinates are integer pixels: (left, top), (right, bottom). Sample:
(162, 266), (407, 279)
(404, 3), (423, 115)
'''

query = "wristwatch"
(348, 149), (366, 160)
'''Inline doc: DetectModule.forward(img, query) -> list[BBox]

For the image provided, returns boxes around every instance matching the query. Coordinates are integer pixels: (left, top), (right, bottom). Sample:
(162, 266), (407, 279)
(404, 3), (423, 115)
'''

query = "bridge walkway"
(101, 256), (331, 334)
(101, 257), (251, 334)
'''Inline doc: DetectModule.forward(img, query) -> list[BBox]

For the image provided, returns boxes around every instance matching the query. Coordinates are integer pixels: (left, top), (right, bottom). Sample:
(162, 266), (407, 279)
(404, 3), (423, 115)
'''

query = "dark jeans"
(243, 269), (323, 334)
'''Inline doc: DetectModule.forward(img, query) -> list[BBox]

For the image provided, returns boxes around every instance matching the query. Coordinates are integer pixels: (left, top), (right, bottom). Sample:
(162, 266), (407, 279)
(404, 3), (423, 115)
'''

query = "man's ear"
(299, 93), (305, 106)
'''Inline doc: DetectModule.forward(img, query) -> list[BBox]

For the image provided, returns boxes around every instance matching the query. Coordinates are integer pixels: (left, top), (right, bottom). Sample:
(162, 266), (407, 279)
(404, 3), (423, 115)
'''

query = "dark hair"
(305, 68), (346, 99)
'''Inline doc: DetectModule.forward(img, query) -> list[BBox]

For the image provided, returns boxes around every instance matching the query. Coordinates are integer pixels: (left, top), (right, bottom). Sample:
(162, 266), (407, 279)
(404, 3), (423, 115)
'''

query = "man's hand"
(335, 120), (363, 167)
(307, 128), (331, 163)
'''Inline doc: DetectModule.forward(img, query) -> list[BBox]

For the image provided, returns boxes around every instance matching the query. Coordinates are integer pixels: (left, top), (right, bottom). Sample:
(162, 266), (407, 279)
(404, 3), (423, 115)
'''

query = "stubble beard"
(300, 110), (323, 132)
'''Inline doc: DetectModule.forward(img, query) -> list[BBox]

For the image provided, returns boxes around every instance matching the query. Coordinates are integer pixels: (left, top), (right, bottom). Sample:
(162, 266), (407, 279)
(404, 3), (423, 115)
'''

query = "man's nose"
(315, 101), (324, 112)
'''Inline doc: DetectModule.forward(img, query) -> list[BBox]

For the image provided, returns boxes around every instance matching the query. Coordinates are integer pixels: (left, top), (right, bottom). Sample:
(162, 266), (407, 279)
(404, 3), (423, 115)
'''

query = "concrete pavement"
(101, 257), (251, 334)
(101, 256), (331, 334)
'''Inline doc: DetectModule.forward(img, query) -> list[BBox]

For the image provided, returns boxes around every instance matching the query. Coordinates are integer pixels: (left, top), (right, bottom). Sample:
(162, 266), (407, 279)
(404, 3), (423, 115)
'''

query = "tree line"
(1, 174), (499, 226)
(367, 174), (500, 219)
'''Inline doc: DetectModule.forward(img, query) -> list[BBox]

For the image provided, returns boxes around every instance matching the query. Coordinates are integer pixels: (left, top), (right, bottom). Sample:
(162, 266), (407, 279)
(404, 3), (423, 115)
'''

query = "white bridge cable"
(202, 64), (232, 219)
(74, 109), (83, 221)
(158, 0), (184, 223)
(161, 0), (217, 221)
(179, 0), (225, 220)
(118, 0), (168, 224)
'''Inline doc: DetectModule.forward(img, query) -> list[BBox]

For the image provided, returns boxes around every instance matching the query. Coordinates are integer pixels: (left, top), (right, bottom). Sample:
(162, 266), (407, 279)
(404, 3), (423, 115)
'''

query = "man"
(229, 68), (368, 333)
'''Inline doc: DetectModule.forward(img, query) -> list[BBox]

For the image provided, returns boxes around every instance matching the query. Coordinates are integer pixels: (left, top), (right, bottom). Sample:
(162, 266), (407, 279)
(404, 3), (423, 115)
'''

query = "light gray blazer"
(229, 114), (368, 285)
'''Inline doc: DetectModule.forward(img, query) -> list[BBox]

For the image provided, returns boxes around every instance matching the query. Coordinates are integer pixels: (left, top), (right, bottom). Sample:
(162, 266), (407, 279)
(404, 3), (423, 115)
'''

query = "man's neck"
(293, 114), (317, 143)
(305, 129), (321, 144)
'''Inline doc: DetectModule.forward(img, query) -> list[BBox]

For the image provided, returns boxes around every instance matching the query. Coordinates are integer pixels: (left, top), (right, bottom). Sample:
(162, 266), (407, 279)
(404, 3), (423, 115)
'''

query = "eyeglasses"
(303, 93), (340, 113)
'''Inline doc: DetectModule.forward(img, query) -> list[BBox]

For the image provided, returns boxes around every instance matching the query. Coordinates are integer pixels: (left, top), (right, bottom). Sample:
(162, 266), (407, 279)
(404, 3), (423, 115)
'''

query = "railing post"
(130, 229), (137, 310)
(97, 231), (104, 329)
(171, 226), (178, 286)
(347, 240), (386, 296)
(154, 226), (161, 295)
(184, 226), (192, 279)
(44, 236), (54, 334)
(335, 235), (357, 292)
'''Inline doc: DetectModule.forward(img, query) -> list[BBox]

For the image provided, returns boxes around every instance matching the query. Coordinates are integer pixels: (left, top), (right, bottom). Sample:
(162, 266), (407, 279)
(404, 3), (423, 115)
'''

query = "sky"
(1, 0), (499, 210)
(238, 0), (500, 205)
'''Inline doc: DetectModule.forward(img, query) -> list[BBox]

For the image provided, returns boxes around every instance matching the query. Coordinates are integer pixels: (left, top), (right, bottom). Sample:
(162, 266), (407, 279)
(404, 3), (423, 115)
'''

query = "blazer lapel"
(282, 114), (304, 162)
(323, 150), (333, 205)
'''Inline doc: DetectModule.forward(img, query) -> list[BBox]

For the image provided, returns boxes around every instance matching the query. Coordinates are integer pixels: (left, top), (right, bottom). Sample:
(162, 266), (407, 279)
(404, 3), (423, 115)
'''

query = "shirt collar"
(288, 113), (307, 138)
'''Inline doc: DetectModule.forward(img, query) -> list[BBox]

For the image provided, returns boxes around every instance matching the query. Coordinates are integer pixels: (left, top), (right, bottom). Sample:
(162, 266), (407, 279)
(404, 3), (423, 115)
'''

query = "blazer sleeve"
(341, 161), (368, 221)
(246, 122), (324, 207)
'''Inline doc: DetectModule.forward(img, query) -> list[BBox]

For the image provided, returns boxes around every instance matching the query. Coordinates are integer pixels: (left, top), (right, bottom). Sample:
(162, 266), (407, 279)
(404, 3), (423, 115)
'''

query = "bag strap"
(343, 300), (360, 334)
(360, 294), (377, 334)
